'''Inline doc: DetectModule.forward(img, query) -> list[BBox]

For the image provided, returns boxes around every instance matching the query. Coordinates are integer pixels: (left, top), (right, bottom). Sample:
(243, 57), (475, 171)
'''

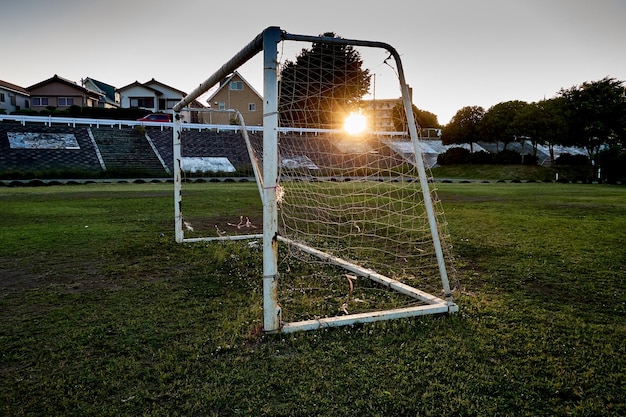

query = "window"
(0, 93), (5, 102)
(218, 101), (226, 110)
(32, 97), (49, 106)
(248, 103), (256, 112)
(229, 81), (244, 91)
(58, 97), (74, 106)
(133, 97), (154, 108)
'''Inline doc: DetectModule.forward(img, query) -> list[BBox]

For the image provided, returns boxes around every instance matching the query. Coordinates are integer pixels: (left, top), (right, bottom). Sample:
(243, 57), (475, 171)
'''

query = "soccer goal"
(173, 26), (458, 333)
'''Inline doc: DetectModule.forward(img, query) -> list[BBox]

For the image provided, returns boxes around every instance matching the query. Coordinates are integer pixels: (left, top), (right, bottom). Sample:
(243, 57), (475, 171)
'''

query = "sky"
(2, 0), (625, 124)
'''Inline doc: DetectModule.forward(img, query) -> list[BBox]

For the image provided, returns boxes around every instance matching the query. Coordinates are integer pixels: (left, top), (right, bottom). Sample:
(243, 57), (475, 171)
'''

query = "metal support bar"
(261, 26), (283, 332)
(282, 303), (454, 333)
(173, 114), (184, 243)
(182, 234), (263, 243)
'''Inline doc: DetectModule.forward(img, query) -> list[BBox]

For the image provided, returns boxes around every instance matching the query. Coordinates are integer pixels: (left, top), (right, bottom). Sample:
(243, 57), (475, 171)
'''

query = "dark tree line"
(441, 77), (626, 181)
(390, 103), (440, 132)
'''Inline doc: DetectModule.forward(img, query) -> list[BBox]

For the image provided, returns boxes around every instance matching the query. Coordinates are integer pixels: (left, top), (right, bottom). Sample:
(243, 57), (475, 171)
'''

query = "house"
(27, 74), (104, 112)
(203, 72), (263, 126)
(81, 77), (120, 108)
(0, 79), (30, 114)
(117, 78), (204, 123)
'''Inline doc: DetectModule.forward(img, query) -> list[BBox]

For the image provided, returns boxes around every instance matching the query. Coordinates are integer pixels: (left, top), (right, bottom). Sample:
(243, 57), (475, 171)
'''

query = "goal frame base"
(277, 236), (458, 333)
(282, 303), (458, 333)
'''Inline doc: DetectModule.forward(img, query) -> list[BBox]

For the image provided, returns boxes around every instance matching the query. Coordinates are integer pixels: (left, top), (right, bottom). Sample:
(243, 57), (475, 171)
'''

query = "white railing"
(0, 114), (267, 133)
(0, 114), (409, 136)
(1, 114), (172, 131)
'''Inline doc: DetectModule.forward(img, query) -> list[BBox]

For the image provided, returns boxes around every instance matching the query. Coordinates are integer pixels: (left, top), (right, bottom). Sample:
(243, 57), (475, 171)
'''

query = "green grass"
(1, 182), (625, 416)
(431, 164), (593, 182)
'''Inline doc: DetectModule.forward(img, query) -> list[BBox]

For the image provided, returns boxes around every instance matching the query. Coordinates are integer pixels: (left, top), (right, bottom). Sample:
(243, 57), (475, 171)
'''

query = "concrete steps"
(91, 128), (166, 175)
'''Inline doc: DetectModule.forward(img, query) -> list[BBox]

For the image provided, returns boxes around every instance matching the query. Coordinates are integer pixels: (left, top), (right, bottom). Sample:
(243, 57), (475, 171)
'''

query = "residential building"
(202, 72), (263, 126)
(82, 77), (120, 108)
(117, 78), (203, 123)
(0, 79), (30, 114)
(361, 97), (402, 132)
(27, 74), (103, 111)
(359, 88), (440, 137)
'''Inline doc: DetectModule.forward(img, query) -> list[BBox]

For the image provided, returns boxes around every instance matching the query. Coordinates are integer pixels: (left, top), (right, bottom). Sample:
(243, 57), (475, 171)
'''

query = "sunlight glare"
(343, 111), (367, 135)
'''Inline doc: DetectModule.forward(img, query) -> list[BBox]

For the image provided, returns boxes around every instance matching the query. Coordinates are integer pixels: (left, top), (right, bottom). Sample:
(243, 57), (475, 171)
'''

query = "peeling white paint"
(8, 132), (80, 149)
(181, 157), (235, 173)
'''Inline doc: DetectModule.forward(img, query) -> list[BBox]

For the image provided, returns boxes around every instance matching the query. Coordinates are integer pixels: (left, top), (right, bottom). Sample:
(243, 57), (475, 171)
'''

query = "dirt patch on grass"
(0, 256), (123, 296)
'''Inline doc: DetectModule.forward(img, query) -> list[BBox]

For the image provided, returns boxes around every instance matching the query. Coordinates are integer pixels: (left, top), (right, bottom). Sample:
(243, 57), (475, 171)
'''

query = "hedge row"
(436, 148), (543, 166)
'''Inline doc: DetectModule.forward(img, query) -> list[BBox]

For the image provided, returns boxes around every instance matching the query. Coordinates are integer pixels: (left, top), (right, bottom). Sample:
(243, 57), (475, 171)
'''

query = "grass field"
(430, 164), (593, 183)
(1, 182), (624, 416)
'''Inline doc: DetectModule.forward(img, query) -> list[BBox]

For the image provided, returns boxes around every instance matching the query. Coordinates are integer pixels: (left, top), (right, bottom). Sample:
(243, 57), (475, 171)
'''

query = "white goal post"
(172, 26), (458, 333)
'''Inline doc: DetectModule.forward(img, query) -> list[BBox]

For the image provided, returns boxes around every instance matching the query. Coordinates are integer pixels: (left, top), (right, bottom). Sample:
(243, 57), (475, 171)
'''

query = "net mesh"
(271, 133), (455, 321)
(266, 38), (456, 321)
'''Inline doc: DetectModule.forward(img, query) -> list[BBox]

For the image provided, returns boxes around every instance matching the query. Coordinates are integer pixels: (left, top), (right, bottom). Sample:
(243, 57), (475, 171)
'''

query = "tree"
(540, 98), (570, 165)
(558, 77), (626, 168)
(513, 101), (544, 158)
(278, 32), (371, 129)
(441, 106), (485, 152)
(479, 100), (528, 151)
(513, 98), (567, 163)
(390, 103), (440, 133)
(597, 146), (626, 183)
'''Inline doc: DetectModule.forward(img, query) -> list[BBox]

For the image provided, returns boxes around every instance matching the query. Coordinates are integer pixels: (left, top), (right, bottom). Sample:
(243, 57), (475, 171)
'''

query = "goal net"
(173, 27), (458, 333)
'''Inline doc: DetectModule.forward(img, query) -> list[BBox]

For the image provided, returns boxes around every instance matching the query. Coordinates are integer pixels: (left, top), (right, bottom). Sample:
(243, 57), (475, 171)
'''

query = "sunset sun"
(343, 111), (367, 135)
